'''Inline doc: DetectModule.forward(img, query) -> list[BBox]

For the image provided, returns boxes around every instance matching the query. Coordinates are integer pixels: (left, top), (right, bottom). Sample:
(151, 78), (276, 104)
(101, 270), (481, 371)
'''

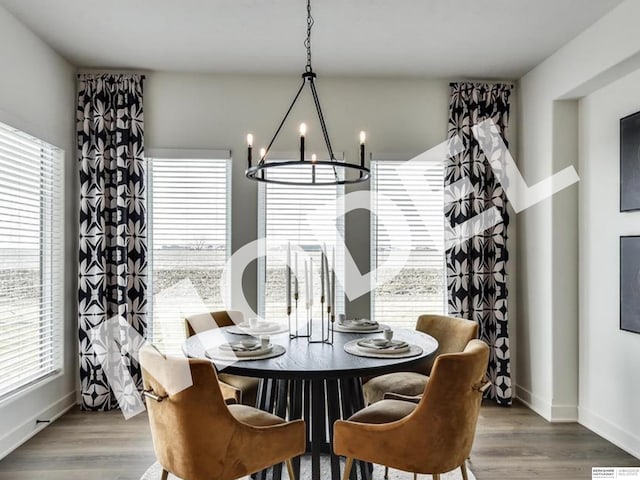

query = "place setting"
(331, 313), (386, 333)
(226, 316), (289, 336)
(205, 335), (286, 362)
(344, 327), (423, 359)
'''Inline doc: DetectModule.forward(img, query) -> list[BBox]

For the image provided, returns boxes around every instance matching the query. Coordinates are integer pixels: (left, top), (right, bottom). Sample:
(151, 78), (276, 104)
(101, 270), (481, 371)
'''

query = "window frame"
(369, 153), (447, 327)
(0, 120), (65, 403)
(145, 148), (232, 349)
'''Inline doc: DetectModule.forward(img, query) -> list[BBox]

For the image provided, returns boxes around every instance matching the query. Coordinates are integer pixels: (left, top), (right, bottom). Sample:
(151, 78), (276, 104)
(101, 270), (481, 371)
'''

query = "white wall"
(0, 6), (77, 459)
(517, 0), (640, 456)
(579, 71), (640, 458)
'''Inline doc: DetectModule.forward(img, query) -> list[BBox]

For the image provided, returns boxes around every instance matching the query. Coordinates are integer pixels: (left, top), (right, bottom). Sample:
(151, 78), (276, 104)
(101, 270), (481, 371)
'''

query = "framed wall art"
(620, 235), (640, 334)
(620, 110), (640, 211)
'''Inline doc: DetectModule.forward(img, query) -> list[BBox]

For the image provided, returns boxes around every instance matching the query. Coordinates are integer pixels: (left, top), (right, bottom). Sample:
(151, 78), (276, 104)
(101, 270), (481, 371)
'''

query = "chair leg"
(342, 457), (354, 480)
(384, 466), (389, 479)
(160, 469), (169, 480)
(286, 459), (296, 480)
(460, 462), (469, 480)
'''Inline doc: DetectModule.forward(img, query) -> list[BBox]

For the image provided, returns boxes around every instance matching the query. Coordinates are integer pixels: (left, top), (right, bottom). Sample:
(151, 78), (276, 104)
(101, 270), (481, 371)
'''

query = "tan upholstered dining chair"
(184, 310), (259, 406)
(363, 314), (478, 404)
(140, 344), (305, 480)
(334, 339), (490, 480)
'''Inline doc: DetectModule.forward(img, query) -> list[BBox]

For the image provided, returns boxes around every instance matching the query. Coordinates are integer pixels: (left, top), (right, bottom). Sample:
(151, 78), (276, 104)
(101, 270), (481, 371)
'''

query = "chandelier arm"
(309, 78), (340, 181)
(261, 77), (307, 164)
(308, 78), (336, 161)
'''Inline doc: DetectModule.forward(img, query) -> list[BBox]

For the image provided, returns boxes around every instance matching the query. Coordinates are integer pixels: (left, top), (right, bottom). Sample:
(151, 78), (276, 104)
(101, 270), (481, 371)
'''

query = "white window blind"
(147, 153), (230, 354)
(0, 120), (64, 399)
(258, 162), (345, 322)
(371, 158), (446, 328)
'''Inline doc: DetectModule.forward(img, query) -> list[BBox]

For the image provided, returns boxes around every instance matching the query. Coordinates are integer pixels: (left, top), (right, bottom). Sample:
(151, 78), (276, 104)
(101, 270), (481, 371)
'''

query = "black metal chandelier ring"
(246, 159), (370, 186)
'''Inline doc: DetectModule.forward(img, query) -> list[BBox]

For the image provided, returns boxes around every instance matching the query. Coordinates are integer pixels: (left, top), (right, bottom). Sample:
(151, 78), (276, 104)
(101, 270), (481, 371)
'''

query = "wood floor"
(0, 400), (637, 480)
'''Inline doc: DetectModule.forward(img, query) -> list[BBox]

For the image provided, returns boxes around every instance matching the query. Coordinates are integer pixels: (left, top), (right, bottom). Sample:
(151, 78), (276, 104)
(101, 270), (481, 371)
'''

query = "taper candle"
(294, 251), (299, 298)
(309, 257), (314, 308)
(286, 243), (291, 309)
(320, 249), (325, 299)
(247, 133), (253, 169)
(299, 123), (306, 162)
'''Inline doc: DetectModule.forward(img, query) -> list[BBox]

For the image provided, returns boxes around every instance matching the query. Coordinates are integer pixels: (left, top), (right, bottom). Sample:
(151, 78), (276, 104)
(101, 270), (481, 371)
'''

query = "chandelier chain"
(305, 0), (314, 72)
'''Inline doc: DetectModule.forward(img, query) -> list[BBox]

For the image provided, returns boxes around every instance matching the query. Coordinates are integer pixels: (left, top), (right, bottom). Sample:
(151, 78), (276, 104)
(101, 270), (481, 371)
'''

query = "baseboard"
(550, 403), (579, 422)
(0, 391), (77, 460)
(515, 385), (578, 422)
(579, 406), (640, 460)
(515, 385), (552, 420)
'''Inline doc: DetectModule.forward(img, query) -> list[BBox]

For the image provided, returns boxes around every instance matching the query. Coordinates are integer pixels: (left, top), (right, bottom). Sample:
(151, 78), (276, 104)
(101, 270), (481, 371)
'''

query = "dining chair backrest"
(415, 314), (479, 374)
(140, 345), (239, 479)
(141, 344), (305, 480)
(184, 310), (245, 338)
(407, 339), (489, 473)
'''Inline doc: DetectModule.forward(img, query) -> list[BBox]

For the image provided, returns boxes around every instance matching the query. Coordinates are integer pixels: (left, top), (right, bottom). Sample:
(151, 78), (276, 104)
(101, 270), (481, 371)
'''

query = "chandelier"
(245, 0), (370, 186)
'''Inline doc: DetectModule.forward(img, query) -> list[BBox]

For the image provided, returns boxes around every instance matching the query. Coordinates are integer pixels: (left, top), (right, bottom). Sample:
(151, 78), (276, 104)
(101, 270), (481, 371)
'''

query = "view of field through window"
(371, 158), (446, 328)
(0, 122), (63, 397)
(147, 156), (230, 354)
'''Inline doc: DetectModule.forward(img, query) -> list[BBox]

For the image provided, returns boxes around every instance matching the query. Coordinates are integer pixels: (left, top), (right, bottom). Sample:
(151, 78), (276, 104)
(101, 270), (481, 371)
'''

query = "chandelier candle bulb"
(359, 131), (366, 168)
(299, 123), (306, 162)
(247, 134), (253, 168)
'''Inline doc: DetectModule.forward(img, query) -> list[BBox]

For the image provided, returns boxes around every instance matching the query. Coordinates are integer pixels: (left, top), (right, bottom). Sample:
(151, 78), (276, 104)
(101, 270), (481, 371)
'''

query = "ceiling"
(0, 0), (625, 78)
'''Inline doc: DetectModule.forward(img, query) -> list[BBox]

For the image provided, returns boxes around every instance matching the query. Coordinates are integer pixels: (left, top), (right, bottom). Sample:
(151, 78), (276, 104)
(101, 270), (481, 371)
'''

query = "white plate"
(344, 340), (422, 359)
(205, 344), (286, 361)
(333, 319), (380, 332)
(356, 339), (410, 354)
(227, 322), (288, 335)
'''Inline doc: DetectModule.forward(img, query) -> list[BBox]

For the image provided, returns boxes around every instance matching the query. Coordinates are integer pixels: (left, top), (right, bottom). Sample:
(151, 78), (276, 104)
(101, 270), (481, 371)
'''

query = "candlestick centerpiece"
(285, 244), (335, 343)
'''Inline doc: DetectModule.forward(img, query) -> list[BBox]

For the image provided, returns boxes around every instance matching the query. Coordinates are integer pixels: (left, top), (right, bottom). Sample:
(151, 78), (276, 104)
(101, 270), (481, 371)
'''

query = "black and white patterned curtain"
(77, 74), (147, 411)
(445, 82), (512, 405)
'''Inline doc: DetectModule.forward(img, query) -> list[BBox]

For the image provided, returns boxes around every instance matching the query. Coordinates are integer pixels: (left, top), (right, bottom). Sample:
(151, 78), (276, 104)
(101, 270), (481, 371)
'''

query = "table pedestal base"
(255, 377), (372, 480)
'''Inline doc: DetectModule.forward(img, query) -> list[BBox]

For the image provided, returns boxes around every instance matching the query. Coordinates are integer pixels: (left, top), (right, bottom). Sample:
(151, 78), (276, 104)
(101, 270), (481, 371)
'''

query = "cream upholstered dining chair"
(140, 344), (305, 480)
(184, 310), (259, 406)
(363, 314), (478, 404)
(334, 339), (490, 480)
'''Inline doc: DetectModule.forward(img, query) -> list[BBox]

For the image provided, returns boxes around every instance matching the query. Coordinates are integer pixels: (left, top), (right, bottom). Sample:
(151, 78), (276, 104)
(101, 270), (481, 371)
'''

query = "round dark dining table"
(183, 325), (438, 480)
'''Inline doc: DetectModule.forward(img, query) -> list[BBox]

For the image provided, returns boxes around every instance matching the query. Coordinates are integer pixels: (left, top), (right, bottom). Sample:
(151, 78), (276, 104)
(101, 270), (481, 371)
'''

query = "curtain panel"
(445, 82), (513, 405)
(77, 73), (147, 411)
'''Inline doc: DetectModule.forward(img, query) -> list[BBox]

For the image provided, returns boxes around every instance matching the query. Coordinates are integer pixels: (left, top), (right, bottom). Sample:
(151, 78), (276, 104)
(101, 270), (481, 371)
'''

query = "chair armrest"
(382, 392), (422, 403)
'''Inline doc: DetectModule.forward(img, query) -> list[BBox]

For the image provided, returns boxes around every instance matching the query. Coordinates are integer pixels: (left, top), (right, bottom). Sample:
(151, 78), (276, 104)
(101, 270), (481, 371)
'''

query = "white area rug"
(141, 459), (476, 480)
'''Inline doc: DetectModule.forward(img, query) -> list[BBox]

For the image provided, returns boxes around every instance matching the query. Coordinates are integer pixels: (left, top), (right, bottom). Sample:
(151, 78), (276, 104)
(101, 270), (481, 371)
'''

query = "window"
(147, 151), (230, 354)
(0, 120), (63, 399)
(371, 157), (446, 328)
(258, 160), (345, 322)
